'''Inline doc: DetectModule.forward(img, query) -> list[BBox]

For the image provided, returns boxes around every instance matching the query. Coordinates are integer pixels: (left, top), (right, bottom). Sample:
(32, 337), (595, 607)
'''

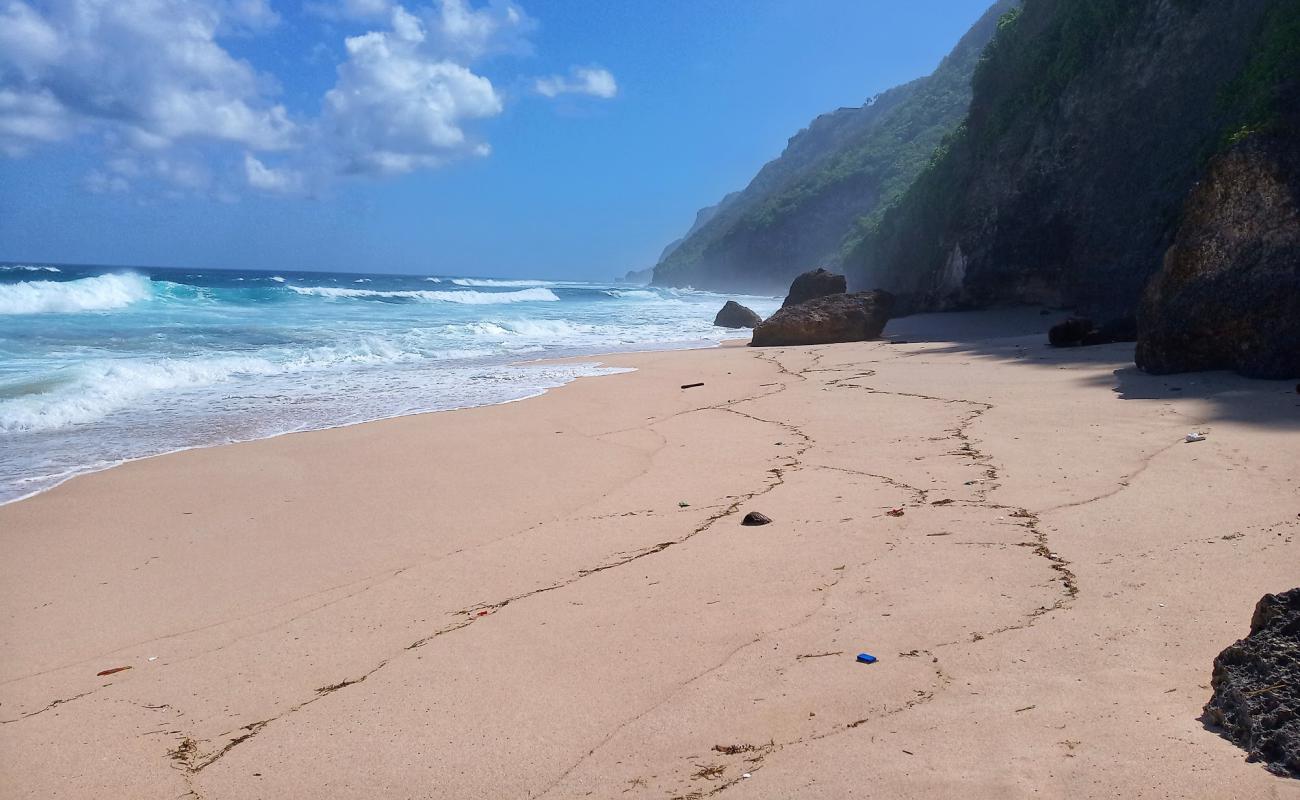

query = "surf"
(0, 273), (153, 315)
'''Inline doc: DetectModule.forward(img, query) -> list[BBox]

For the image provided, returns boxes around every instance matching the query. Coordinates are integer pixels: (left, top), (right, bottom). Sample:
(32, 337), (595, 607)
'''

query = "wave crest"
(450, 278), (555, 287)
(603, 289), (659, 299)
(0, 273), (152, 315)
(289, 286), (560, 304)
(1, 264), (61, 273)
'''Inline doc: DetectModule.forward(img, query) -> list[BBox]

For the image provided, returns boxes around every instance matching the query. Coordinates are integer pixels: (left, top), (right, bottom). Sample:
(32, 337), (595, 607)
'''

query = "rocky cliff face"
(853, 0), (1296, 325)
(650, 0), (1017, 294)
(1136, 134), (1300, 378)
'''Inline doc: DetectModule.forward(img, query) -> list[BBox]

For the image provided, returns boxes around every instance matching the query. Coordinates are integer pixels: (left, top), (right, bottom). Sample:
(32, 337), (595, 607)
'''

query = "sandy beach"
(1, 310), (1297, 799)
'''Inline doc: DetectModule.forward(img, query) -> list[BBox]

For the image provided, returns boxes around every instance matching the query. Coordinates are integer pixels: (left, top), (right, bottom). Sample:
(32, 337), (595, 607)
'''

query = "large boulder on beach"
(782, 268), (846, 308)
(713, 301), (762, 329)
(1136, 135), (1300, 379)
(1204, 587), (1300, 779)
(751, 291), (894, 347)
(1049, 316), (1137, 347)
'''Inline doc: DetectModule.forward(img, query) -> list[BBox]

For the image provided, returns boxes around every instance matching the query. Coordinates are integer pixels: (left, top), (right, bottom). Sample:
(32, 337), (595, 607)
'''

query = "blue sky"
(0, 0), (993, 280)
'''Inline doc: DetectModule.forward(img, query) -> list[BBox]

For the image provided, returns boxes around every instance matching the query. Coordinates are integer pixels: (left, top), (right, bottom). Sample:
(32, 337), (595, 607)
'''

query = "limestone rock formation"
(855, 0), (1293, 325)
(751, 291), (894, 347)
(782, 268), (847, 308)
(713, 301), (763, 329)
(1136, 136), (1300, 378)
(1204, 588), (1300, 779)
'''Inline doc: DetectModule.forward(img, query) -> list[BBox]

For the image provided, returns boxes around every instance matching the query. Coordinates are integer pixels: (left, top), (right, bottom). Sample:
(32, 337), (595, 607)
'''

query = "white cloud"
(310, 0), (533, 57)
(243, 153), (304, 193)
(321, 6), (503, 175)
(1, 0), (608, 193)
(535, 66), (618, 99)
(0, 88), (74, 155)
(217, 0), (280, 32)
(0, 0), (295, 157)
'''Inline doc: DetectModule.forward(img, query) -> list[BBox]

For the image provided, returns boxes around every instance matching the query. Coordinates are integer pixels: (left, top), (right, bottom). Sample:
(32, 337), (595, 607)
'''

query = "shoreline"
(1, 310), (1297, 799)
(0, 332), (760, 509)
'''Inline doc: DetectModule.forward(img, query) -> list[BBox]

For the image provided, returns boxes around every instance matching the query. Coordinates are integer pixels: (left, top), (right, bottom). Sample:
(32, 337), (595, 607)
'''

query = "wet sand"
(1, 310), (1297, 799)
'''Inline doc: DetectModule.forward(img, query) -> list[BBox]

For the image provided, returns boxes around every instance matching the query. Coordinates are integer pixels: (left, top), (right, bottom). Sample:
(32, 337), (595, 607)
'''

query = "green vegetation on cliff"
(651, 1), (1018, 294)
(851, 0), (1295, 318)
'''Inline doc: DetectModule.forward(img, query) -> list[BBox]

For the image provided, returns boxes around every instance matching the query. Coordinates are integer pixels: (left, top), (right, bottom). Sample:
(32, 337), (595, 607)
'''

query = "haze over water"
(0, 263), (779, 504)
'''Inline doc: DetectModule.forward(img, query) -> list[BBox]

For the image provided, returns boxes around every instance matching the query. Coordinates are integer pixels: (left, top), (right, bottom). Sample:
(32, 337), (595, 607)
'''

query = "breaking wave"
(289, 286), (560, 304)
(0, 338), (492, 433)
(450, 278), (555, 287)
(604, 289), (659, 299)
(0, 273), (153, 315)
(1, 264), (61, 273)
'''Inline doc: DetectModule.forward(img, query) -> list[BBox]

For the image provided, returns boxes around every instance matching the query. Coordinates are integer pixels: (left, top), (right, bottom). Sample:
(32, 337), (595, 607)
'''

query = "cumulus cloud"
(0, 0), (604, 195)
(310, 0), (532, 56)
(535, 66), (618, 99)
(243, 153), (304, 193)
(0, 0), (295, 160)
(321, 6), (503, 175)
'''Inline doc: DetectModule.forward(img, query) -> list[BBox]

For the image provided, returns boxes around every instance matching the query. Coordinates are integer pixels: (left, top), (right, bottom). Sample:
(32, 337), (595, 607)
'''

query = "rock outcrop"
(853, 0), (1294, 326)
(751, 291), (894, 347)
(1136, 135), (1300, 378)
(1204, 588), (1300, 779)
(1049, 316), (1137, 348)
(713, 301), (763, 329)
(782, 268), (846, 308)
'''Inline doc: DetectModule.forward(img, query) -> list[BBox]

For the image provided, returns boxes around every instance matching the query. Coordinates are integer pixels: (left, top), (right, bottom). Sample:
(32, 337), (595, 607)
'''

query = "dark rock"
(1049, 316), (1137, 347)
(713, 301), (763, 329)
(1082, 316), (1137, 346)
(752, 291), (894, 347)
(782, 268), (846, 308)
(1204, 588), (1300, 779)
(1048, 317), (1095, 348)
(855, 1), (1287, 324)
(741, 512), (772, 526)
(1137, 135), (1300, 379)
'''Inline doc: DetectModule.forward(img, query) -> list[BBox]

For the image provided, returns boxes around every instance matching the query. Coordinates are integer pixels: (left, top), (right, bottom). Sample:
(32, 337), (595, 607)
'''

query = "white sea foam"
(0, 336), (494, 433)
(1, 264), (61, 273)
(425, 277), (443, 283)
(460, 319), (595, 339)
(269, 275), (286, 283)
(289, 286), (560, 304)
(0, 356), (281, 431)
(450, 278), (555, 287)
(0, 273), (153, 314)
(353, 278), (372, 283)
(603, 289), (660, 299)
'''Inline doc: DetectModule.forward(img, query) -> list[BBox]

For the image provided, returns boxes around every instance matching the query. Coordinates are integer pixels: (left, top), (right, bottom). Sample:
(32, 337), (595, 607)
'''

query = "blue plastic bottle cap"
(856, 653), (878, 664)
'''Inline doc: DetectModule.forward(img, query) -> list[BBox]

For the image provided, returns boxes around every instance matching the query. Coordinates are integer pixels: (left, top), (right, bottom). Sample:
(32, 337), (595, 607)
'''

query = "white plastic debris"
(1185, 432), (1207, 443)
(148, 656), (157, 662)
(742, 773), (752, 779)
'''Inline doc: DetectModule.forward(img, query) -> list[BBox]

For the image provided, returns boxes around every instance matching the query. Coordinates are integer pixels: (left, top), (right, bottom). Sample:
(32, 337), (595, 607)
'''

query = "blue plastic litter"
(856, 653), (878, 664)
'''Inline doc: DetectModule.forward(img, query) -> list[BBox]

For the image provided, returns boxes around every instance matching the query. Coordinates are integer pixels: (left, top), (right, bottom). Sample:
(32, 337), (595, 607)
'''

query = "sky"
(0, 0), (994, 280)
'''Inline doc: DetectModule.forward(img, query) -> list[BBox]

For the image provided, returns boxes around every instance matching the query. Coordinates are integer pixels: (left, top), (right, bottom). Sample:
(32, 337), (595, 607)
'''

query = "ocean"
(0, 262), (780, 505)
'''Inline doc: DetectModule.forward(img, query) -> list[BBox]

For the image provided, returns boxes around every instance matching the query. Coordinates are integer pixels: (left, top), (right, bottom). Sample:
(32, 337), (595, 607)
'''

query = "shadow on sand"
(881, 308), (1300, 428)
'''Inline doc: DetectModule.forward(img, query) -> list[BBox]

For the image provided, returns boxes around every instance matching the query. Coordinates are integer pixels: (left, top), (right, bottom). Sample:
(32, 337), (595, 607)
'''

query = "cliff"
(651, 0), (1018, 294)
(852, 0), (1298, 326)
(1136, 134), (1299, 378)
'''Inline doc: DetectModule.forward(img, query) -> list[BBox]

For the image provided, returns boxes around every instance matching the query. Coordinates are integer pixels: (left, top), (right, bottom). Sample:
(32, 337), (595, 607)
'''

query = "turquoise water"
(0, 263), (779, 504)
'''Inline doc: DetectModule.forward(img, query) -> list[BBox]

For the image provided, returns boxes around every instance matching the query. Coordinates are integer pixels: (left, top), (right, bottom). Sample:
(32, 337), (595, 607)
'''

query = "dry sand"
(1, 310), (1297, 799)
